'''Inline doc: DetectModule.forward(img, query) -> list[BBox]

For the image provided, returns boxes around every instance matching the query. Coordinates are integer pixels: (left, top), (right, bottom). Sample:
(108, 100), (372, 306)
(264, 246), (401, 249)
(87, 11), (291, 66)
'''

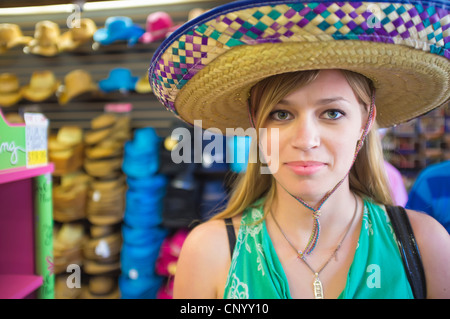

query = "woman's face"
(259, 69), (367, 201)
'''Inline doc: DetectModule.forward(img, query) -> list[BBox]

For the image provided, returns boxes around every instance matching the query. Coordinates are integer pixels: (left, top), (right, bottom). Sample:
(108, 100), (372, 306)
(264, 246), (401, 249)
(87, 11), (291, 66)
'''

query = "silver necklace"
(271, 193), (358, 299)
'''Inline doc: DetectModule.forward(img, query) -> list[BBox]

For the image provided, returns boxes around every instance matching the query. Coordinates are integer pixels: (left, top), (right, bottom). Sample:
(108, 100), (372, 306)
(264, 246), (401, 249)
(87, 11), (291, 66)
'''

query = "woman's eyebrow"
(315, 97), (350, 105)
(277, 96), (350, 106)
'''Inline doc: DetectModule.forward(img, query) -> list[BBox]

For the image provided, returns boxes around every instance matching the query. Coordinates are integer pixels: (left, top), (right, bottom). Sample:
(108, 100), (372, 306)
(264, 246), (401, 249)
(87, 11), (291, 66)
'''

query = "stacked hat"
(48, 126), (84, 176)
(155, 228), (189, 299)
(84, 112), (131, 226)
(82, 224), (122, 298)
(0, 73), (22, 107)
(53, 222), (87, 275)
(120, 127), (169, 299)
(226, 135), (252, 173)
(53, 172), (90, 223)
(196, 131), (229, 220)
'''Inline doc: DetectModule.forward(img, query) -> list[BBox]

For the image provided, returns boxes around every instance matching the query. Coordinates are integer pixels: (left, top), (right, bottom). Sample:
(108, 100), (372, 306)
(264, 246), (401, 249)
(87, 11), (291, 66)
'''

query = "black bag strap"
(385, 205), (427, 299)
(224, 218), (236, 258)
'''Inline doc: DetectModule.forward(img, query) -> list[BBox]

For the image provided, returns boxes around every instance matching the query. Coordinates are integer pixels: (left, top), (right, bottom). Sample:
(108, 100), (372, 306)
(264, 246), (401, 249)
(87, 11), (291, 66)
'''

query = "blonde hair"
(213, 69), (393, 220)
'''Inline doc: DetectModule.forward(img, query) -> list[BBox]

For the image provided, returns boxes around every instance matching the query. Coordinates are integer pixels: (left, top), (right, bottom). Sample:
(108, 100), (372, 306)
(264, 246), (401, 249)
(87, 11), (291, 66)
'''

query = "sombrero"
(149, 0), (450, 132)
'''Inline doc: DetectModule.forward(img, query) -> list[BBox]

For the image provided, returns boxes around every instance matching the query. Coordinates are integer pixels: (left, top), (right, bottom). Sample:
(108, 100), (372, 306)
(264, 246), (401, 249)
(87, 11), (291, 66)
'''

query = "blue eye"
(324, 109), (344, 120)
(270, 110), (291, 121)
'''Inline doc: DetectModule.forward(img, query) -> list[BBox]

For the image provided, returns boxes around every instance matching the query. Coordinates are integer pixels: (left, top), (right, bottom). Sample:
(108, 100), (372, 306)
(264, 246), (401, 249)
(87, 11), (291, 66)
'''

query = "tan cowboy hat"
(149, 0), (450, 132)
(0, 73), (22, 107)
(82, 276), (120, 299)
(26, 20), (61, 57)
(0, 23), (32, 53)
(58, 69), (98, 105)
(59, 18), (97, 52)
(83, 232), (122, 261)
(21, 70), (61, 102)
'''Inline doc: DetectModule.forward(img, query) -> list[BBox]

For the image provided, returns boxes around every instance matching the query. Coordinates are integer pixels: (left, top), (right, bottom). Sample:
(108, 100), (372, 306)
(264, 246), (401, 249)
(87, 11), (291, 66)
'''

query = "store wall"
(0, 0), (228, 137)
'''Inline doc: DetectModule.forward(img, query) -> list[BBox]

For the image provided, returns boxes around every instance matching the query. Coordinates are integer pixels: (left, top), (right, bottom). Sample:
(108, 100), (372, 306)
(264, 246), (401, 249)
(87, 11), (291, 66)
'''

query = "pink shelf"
(0, 163), (54, 185)
(0, 274), (43, 299)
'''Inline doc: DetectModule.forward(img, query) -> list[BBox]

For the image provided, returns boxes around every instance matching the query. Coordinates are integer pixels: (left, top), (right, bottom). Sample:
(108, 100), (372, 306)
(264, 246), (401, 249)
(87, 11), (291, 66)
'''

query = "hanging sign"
(24, 112), (49, 168)
(0, 110), (27, 170)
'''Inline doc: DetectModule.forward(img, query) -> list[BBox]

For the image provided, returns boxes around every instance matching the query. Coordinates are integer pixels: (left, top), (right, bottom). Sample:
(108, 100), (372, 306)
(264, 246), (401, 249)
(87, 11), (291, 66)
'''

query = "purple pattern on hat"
(150, 1), (450, 114)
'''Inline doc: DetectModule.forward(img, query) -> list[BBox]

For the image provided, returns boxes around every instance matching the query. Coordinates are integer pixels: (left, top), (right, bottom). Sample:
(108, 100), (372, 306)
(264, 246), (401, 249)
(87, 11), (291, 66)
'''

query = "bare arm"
(173, 219), (231, 299)
(406, 209), (450, 298)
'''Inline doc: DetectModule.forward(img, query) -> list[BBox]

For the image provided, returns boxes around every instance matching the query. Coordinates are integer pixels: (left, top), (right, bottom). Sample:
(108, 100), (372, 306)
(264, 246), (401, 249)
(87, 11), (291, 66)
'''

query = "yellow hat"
(59, 18), (97, 52)
(26, 20), (61, 57)
(57, 69), (98, 105)
(135, 75), (152, 94)
(0, 73), (22, 107)
(22, 70), (61, 102)
(0, 23), (32, 53)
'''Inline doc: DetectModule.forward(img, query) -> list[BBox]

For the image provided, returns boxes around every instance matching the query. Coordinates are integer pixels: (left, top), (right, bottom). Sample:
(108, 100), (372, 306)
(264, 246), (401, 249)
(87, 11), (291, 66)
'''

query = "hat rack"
(0, 0), (229, 138)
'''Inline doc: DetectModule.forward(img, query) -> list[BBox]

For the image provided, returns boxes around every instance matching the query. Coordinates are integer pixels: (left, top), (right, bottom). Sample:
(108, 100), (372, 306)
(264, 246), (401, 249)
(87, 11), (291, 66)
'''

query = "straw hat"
(26, 20), (61, 57)
(22, 70), (61, 102)
(0, 73), (22, 107)
(59, 18), (97, 52)
(0, 23), (32, 53)
(149, 0), (450, 132)
(58, 69), (98, 105)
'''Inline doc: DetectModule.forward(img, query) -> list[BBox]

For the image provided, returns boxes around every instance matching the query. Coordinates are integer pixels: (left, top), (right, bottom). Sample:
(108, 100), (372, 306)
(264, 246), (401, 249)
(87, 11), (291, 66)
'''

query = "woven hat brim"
(175, 40), (450, 133)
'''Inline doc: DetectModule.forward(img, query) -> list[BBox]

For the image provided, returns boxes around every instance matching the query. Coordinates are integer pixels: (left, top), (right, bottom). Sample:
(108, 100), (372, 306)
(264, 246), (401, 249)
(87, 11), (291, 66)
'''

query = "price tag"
(24, 113), (49, 167)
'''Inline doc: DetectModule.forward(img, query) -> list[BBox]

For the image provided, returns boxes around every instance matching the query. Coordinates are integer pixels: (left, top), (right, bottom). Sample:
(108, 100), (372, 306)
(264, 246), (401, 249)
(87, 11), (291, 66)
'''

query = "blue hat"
(94, 16), (145, 46)
(119, 274), (163, 299)
(126, 174), (167, 192)
(226, 135), (252, 173)
(99, 68), (139, 93)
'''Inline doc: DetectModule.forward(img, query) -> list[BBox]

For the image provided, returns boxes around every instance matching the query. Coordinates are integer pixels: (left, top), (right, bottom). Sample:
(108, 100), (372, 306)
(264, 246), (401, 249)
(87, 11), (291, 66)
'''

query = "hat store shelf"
(0, 110), (54, 299)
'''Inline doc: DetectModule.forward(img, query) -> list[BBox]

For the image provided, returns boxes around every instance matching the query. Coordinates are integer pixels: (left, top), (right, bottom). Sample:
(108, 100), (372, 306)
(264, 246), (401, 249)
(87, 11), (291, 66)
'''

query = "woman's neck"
(266, 182), (359, 246)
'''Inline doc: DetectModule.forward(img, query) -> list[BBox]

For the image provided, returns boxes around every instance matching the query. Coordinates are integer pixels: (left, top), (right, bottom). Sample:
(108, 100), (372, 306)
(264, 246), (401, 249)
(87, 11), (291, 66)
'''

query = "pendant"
(313, 273), (324, 299)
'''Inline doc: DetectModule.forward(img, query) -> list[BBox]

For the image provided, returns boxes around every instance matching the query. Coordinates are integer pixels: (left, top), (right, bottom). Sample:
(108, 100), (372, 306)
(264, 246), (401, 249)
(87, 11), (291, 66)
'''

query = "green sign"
(0, 112), (27, 170)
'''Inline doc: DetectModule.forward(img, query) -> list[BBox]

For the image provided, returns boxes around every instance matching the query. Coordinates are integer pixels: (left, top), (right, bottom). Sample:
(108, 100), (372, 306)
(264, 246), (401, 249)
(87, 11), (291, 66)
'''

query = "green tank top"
(223, 197), (414, 299)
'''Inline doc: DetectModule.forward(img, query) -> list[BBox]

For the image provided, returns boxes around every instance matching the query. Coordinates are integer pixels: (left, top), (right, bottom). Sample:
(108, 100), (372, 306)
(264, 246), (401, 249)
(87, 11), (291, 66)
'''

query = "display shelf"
(0, 274), (43, 299)
(0, 163), (54, 185)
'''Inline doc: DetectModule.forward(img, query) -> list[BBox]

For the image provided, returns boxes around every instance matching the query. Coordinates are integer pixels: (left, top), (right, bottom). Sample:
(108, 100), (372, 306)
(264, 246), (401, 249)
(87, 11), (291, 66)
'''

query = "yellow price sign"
(28, 150), (47, 166)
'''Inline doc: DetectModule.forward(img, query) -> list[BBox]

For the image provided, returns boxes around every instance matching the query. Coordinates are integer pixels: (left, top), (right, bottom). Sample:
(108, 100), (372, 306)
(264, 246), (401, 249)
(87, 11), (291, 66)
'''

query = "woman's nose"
(290, 116), (320, 151)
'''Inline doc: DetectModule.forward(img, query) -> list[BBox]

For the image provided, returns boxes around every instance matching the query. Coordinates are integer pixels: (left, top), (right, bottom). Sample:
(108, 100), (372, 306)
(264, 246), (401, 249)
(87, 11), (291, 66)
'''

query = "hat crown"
(145, 12), (173, 32)
(71, 18), (97, 40)
(105, 17), (132, 33)
(34, 20), (60, 40)
(0, 23), (22, 43)
(0, 73), (19, 93)
(29, 70), (57, 89)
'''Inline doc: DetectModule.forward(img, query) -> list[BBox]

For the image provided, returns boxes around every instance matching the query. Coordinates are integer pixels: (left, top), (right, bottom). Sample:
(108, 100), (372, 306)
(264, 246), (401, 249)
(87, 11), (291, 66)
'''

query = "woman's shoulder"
(173, 215), (242, 298)
(405, 208), (450, 298)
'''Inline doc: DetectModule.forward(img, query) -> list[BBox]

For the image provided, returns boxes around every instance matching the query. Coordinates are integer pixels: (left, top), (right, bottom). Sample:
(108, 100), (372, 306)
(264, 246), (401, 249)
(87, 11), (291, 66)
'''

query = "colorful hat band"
(149, 0), (449, 131)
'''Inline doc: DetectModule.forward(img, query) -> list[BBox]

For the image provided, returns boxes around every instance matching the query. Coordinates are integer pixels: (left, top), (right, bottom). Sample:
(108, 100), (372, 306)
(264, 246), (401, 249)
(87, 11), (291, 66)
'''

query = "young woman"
(149, 0), (450, 299)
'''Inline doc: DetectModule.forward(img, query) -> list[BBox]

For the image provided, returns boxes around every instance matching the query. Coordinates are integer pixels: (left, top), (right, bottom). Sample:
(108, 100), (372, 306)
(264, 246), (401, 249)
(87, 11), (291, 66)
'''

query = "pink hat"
(139, 11), (179, 44)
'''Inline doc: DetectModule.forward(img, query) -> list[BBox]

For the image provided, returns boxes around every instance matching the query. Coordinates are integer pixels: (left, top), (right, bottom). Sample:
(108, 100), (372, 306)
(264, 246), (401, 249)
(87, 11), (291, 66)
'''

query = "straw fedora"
(58, 69), (98, 105)
(0, 73), (22, 107)
(149, 0), (450, 132)
(0, 23), (32, 53)
(26, 20), (61, 57)
(59, 18), (97, 52)
(22, 70), (61, 102)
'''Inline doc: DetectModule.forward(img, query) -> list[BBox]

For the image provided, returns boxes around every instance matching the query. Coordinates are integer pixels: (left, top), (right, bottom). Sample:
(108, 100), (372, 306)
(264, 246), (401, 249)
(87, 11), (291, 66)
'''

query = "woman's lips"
(284, 161), (326, 175)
